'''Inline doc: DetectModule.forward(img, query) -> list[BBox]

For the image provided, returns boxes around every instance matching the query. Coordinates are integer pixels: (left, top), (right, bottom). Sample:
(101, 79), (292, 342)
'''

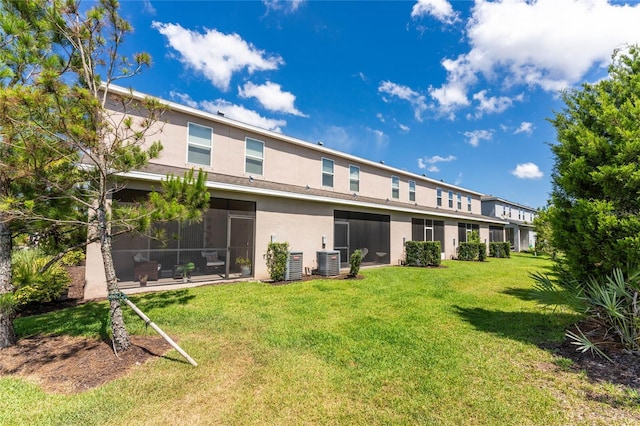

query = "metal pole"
(124, 299), (198, 367)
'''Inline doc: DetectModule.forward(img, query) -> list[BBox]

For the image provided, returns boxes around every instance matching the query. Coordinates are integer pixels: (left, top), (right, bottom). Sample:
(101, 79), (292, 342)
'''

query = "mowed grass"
(3, 254), (639, 425)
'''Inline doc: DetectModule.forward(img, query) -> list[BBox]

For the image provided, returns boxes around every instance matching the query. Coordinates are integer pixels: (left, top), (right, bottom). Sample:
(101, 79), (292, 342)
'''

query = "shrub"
(489, 242), (511, 258)
(457, 242), (478, 261)
(405, 241), (441, 267)
(61, 250), (86, 266)
(12, 249), (70, 306)
(457, 242), (486, 261)
(532, 267), (640, 358)
(265, 242), (289, 282)
(349, 249), (363, 277)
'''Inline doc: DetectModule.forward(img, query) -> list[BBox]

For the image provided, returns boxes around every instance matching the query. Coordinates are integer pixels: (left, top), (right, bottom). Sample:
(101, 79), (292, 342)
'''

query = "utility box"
(316, 250), (340, 276)
(285, 251), (303, 281)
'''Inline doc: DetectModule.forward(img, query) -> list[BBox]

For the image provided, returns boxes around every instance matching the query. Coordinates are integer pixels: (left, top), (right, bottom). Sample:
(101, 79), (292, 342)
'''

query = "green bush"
(61, 250), (86, 266)
(477, 243), (487, 262)
(12, 249), (70, 306)
(405, 241), (441, 267)
(532, 268), (640, 358)
(457, 242), (486, 261)
(349, 249), (363, 277)
(489, 242), (511, 258)
(265, 242), (289, 282)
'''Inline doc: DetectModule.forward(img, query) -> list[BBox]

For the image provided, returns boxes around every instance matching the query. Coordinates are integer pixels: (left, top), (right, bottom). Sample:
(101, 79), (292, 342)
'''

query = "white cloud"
(397, 122), (410, 133)
(201, 100), (286, 132)
(319, 126), (354, 152)
(454, 172), (463, 186)
(411, 0), (459, 24)
(514, 121), (534, 135)
(378, 80), (427, 121)
(169, 91), (199, 109)
(366, 127), (390, 150)
(142, 0), (156, 15)
(430, 0), (640, 115)
(263, 0), (304, 13)
(418, 154), (456, 172)
(152, 22), (284, 91)
(376, 112), (385, 123)
(472, 90), (523, 118)
(511, 162), (543, 179)
(238, 81), (307, 116)
(464, 129), (493, 147)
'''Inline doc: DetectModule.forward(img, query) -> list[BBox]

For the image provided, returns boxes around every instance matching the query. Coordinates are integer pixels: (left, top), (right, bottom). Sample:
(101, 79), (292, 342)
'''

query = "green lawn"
(2, 253), (639, 425)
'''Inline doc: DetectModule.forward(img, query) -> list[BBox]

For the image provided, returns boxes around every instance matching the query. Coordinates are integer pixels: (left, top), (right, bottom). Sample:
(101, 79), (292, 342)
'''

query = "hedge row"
(457, 242), (487, 261)
(405, 241), (441, 267)
(489, 242), (511, 258)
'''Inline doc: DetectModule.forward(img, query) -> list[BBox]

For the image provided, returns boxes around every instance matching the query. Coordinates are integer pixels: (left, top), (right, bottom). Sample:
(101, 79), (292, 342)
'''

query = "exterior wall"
(141, 107), (484, 214)
(84, 87), (509, 299)
(254, 195), (334, 279)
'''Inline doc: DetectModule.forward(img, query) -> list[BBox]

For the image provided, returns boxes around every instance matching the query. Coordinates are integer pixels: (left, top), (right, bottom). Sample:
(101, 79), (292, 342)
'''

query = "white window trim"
(391, 176), (400, 199)
(349, 165), (360, 193)
(436, 188), (442, 207)
(321, 157), (334, 188)
(408, 180), (416, 202)
(245, 137), (264, 175)
(187, 122), (213, 167)
(457, 193), (462, 210)
(448, 191), (454, 208)
(467, 196), (472, 212)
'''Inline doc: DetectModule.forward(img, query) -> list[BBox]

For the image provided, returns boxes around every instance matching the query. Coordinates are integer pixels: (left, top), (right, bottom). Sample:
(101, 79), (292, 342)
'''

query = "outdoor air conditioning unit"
(285, 251), (303, 281)
(316, 250), (340, 276)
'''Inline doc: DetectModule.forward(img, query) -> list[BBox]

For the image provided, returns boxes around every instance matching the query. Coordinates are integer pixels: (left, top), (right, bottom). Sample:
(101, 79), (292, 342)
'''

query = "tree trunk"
(0, 217), (16, 348)
(97, 205), (130, 353)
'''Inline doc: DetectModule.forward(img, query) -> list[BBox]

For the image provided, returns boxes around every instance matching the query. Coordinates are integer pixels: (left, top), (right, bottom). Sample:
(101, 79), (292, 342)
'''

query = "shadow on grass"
(15, 290), (196, 340)
(453, 305), (580, 345)
(15, 301), (110, 340)
(129, 289), (196, 311)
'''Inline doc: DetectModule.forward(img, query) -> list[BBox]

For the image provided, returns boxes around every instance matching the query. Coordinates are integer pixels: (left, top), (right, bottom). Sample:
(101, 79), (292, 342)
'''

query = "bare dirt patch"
(0, 334), (171, 394)
(543, 319), (640, 392)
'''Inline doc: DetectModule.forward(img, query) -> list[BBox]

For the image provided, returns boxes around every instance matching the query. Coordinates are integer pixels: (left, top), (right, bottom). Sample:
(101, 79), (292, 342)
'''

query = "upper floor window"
(467, 196), (472, 212)
(457, 193), (462, 210)
(448, 191), (453, 208)
(187, 122), (212, 166)
(502, 205), (506, 216)
(322, 158), (334, 188)
(349, 165), (360, 192)
(436, 188), (442, 207)
(508, 207), (512, 217)
(391, 176), (400, 199)
(245, 138), (264, 175)
(409, 180), (416, 202)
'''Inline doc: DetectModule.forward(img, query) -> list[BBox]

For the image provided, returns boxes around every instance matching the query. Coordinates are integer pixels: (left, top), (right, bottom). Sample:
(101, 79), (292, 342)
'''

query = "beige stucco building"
(84, 85), (509, 299)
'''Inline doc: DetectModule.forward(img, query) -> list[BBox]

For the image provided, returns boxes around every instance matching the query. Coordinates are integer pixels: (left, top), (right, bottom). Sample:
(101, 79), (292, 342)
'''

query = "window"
(436, 188), (442, 207)
(322, 158), (334, 187)
(467, 196), (472, 212)
(409, 180), (416, 202)
(457, 193), (462, 210)
(508, 207), (512, 218)
(391, 176), (399, 199)
(245, 138), (264, 175)
(187, 123), (212, 166)
(458, 223), (479, 243)
(349, 165), (360, 192)
(502, 205), (506, 217)
(448, 191), (453, 208)
(411, 218), (445, 253)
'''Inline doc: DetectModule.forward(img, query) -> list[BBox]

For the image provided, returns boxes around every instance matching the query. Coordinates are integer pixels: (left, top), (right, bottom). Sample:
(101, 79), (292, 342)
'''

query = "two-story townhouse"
(480, 196), (538, 252)
(83, 86), (508, 298)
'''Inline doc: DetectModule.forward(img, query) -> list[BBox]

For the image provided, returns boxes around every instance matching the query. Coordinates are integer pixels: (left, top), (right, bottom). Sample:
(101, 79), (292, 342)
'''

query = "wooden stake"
(124, 299), (198, 367)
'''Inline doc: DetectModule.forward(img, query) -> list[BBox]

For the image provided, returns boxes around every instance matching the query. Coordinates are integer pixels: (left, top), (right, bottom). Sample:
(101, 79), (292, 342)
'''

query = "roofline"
(121, 170), (507, 225)
(480, 195), (538, 211)
(104, 83), (484, 196)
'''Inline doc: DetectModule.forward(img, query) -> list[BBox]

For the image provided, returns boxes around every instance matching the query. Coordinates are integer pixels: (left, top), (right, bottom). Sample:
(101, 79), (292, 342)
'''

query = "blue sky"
(115, 0), (640, 209)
